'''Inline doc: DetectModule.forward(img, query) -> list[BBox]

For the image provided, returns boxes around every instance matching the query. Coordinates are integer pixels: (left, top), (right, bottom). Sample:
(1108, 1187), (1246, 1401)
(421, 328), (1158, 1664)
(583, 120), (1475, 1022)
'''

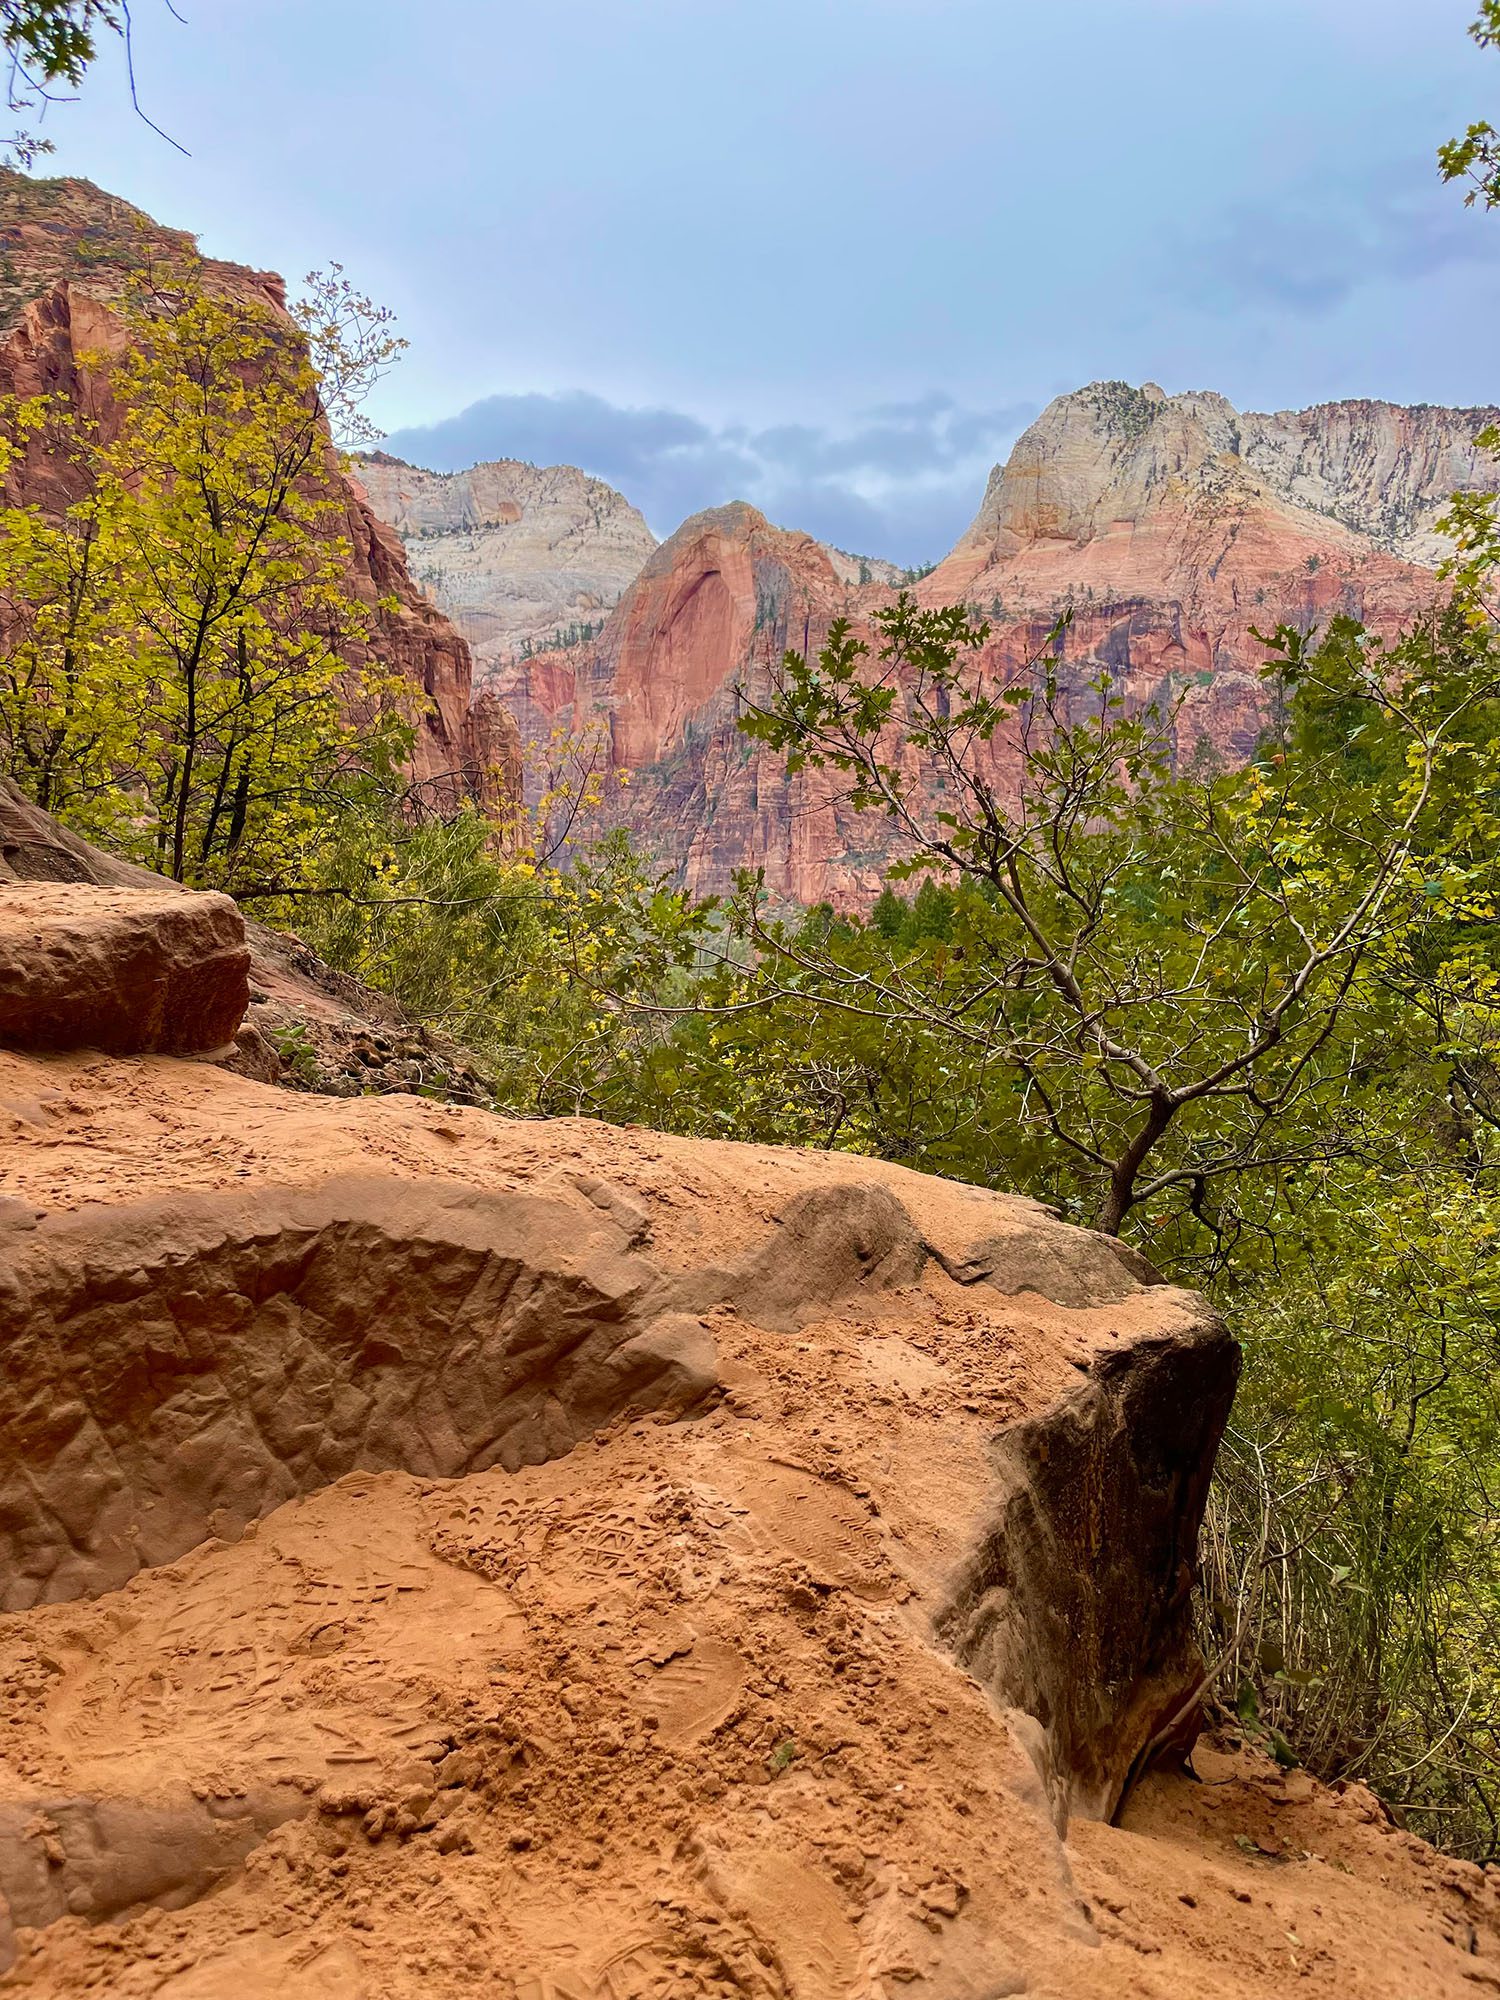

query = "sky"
(24, 0), (1500, 563)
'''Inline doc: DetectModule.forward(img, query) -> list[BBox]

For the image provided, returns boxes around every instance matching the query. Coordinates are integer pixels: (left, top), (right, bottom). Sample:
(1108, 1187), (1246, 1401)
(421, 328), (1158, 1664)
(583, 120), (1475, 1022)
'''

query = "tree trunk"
(1097, 1092), (1176, 1236)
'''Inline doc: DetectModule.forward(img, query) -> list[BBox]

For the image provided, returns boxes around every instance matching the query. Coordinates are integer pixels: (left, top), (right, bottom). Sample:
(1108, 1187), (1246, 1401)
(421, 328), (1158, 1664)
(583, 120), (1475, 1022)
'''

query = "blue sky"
(29, 0), (1500, 561)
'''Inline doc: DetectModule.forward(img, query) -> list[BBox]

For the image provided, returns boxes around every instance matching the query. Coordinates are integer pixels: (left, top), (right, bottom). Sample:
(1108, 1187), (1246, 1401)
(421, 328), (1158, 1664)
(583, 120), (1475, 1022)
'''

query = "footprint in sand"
(707, 1849), (861, 1998)
(733, 1456), (889, 1597)
(634, 1638), (746, 1746)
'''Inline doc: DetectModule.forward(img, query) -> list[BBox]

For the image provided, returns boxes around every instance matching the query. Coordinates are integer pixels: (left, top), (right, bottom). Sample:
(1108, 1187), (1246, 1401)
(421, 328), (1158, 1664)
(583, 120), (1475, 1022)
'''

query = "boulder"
(0, 1044), (1492, 1995)
(0, 880), (249, 1055)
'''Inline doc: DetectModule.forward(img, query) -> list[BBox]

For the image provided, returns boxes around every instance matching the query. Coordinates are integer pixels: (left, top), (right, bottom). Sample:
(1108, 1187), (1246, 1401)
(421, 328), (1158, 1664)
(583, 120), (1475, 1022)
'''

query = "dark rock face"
(938, 1322), (1240, 1826)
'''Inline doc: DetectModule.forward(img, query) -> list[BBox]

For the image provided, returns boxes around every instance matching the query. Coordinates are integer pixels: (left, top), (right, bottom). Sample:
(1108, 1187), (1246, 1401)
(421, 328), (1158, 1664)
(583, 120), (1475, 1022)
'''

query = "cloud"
(378, 390), (1037, 565)
(1169, 163), (1494, 315)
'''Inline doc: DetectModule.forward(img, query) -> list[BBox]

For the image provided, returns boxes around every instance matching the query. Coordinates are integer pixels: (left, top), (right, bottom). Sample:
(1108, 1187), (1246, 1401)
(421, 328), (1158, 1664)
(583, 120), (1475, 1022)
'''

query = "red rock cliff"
(0, 171), (519, 812)
(483, 384), (1486, 906)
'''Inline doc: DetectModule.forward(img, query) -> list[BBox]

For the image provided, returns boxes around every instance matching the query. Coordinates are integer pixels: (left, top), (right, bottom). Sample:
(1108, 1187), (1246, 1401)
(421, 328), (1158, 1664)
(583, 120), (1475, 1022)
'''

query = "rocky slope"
(0, 775), (498, 1103)
(0, 876), (1496, 1995)
(351, 454), (659, 667)
(456, 383), (1493, 905)
(0, 173), (519, 812)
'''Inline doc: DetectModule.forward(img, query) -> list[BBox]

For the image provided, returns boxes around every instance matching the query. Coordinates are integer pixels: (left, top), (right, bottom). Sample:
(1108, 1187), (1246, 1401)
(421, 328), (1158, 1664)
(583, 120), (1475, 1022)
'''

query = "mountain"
(350, 452), (659, 664)
(932, 381), (1498, 609)
(352, 450), (911, 664)
(492, 501), (883, 896)
(459, 382), (1495, 905)
(0, 173), (519, 811)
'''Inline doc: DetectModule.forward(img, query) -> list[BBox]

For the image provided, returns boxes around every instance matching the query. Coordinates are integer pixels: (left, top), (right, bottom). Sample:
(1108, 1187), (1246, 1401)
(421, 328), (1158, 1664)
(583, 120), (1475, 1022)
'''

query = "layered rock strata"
(466, 386), (1491, 906)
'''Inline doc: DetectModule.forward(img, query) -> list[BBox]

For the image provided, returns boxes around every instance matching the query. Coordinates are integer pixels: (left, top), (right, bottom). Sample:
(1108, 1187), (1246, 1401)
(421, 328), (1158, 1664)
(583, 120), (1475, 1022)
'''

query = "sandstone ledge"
(3, 1048), (1494, 1999)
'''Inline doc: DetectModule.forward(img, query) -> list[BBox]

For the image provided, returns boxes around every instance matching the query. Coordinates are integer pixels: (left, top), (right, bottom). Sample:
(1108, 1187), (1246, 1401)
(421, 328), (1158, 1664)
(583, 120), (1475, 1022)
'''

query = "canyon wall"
(351, 452), (659, 667)
(470, 382), (1495, 905)
(0, 172), (519, 811)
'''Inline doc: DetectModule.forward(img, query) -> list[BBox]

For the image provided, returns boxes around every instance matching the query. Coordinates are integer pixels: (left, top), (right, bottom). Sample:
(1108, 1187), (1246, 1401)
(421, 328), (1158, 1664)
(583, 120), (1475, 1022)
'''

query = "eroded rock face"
(939, 1327), (1237, 1823)
(488, 502), (890, 900)
(0, 172), (520, 816)
(351, 453), (659, 668)
(0, 988), (1488, 1992)
(0, 881), (249, 1056)
(465, 386), (1472, 908)
(0, 1172), (720, 1608)
(940, 383), (1499, 578)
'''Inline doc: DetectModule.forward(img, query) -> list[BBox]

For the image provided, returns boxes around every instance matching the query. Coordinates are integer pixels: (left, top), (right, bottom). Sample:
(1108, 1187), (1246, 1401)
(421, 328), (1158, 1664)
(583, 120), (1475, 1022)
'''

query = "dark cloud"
(379, 390), (1037, 565)
(1171, 163), (1495, 315)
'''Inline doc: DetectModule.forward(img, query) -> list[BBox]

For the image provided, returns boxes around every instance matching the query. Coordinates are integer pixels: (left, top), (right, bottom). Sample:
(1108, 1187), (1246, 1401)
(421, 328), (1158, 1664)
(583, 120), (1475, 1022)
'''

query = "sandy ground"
(0, 1049), (1496, 1996)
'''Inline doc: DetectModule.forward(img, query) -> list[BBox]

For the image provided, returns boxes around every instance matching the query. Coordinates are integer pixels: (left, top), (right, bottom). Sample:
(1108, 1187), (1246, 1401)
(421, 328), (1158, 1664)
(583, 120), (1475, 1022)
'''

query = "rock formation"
(0, 172), (520, 813)
(0, 862), (1495, 1992)
(432, 384), (1492, 907)
(0, 776), (495, 1101)
(350, 454), (911, 679)
(0, 881), (248, 1056)
(351, 453), (659, 667)
(491, 501), (902, 902)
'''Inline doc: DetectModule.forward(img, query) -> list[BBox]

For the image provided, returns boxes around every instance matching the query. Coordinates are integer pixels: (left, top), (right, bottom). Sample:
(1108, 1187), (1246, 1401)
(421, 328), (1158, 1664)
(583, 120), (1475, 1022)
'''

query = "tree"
(1439, 1), (1500, 210)
(0, 259), (411, 892)
(737, 595), (1500, 1238)
(1435, 5), (1500, 627)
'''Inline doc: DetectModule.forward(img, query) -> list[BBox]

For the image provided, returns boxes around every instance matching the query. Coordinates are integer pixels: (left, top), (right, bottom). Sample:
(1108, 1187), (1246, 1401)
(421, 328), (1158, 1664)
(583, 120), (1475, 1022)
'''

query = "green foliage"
(1205, 1159), (1500, 1854)
(739, 595), (1500, 1240)
(267, 1020), (321, 1088)
(2, 0), (106, 81)
(0, 259), (412, 892)
(1439, 3), (1500, 209)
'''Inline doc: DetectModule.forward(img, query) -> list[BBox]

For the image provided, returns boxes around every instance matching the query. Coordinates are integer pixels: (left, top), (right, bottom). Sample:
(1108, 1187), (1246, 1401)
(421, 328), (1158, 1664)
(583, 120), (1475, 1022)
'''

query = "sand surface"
(0, 1050), (1495, 1995)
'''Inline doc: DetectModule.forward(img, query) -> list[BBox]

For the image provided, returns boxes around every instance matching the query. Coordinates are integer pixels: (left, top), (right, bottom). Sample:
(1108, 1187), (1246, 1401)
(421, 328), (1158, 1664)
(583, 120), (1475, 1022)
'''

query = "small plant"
(268, 1021), (321, 1088)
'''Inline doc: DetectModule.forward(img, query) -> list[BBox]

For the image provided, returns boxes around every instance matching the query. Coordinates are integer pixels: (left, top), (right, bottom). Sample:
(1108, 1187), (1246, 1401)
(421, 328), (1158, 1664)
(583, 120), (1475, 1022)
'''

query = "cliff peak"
(947, 381), (1500, 572)
(352, 451), (657, 662)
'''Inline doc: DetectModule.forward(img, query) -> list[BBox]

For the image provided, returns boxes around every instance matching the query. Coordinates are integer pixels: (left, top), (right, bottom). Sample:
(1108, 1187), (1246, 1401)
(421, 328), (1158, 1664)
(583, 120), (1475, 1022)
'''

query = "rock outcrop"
(452, 385), (1485, 907)
(0, 881), (249, 1056)
(0, 777), (495, 1101)
(0, 882), (1495, 1995)
(0, 172), (520, 814)
(351, 453), (659, 667)
(490, 502), (896, 901)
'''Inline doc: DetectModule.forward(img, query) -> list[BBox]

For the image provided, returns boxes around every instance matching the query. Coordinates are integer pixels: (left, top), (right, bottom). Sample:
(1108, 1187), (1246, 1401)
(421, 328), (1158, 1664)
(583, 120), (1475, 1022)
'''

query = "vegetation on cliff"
(0, 264), (415, 891)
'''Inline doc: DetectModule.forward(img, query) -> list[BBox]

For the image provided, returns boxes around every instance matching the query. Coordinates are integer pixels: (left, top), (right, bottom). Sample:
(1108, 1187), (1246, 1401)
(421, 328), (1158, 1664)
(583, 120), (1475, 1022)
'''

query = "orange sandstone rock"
(0, 880), (248, 1055)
